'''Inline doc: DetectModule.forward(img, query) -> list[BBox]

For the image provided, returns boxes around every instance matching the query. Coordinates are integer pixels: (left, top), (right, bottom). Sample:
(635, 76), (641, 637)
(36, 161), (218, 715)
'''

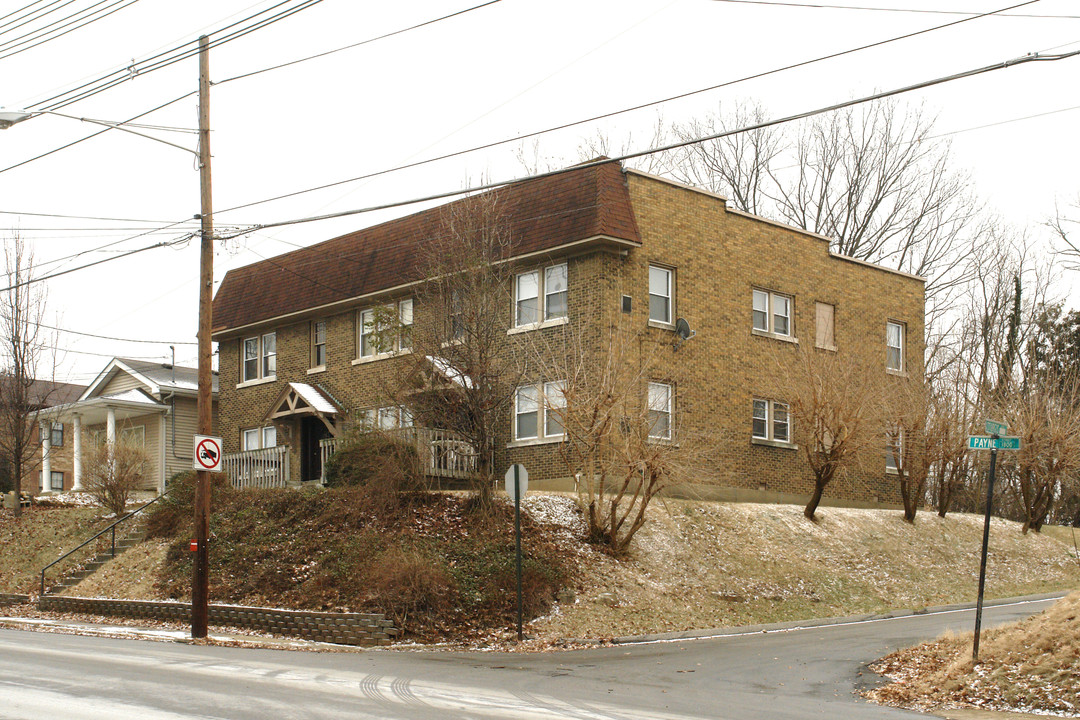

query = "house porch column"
(106, 407), (117, 477)
(72, 414), (83, 491)
(40, 420), (51, 492)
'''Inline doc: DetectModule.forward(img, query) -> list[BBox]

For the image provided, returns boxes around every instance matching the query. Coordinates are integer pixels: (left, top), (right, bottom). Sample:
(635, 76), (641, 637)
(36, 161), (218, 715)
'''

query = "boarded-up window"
(815, 302), (836, 350)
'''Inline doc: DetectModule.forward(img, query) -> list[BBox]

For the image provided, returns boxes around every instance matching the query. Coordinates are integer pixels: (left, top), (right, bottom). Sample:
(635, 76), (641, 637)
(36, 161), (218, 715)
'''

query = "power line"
(215, 0), (1044, 216)
(218, 0), (503, 85)
(0, 90), (197, 176)
(34, 320), (196, 345)
(219, 48), (1080, 241)
(705, 0), (1079, 18)
(27, 0), (325, 112)
(0, 0), (141, 63)
(0, 236), (191, 292)
(0, 209), (193, 223)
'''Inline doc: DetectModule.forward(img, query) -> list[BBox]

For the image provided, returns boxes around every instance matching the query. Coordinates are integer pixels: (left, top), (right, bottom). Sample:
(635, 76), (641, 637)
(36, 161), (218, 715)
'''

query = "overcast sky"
(0, 0), (1077, 385)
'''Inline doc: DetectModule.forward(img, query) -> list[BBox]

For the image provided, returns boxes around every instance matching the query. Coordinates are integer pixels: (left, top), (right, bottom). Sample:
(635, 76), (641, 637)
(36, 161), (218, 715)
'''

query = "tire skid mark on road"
(511, 688), (627, 720)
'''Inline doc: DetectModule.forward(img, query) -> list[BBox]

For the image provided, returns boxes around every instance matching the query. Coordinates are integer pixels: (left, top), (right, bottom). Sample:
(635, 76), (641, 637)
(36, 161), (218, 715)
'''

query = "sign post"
(968, 422), (1020, 661)
(504, 463), (528, 642)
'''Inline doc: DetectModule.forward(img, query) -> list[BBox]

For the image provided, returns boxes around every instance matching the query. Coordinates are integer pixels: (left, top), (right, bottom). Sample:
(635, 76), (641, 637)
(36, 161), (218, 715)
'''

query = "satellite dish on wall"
(673, 317), (696, 351)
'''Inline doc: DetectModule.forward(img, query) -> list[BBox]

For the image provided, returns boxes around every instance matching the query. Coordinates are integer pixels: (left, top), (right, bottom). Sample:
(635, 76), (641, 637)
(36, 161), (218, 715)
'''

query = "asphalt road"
(0, 597), (1057, 720)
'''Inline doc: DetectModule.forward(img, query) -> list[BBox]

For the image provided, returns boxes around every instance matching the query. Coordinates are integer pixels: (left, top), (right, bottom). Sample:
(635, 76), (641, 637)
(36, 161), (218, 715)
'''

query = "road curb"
(559, 590), (1071, 646)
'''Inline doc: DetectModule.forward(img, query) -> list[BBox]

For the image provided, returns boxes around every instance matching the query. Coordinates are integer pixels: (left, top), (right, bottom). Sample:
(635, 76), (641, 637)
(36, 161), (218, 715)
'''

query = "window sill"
(647, 319), (675, 331)
(507, 436), (564, 448)
(352, 349), (411, 366)
(507, 316), (569, 335)
(886, 368), (907, 378)
(886, 467), (900, 475)
(752, 328), (798, 344)
(306, 366), (326, 375)
(751, 437), (798, 450)
(236, 375), (277, 389)
(816, 344), (837, 353)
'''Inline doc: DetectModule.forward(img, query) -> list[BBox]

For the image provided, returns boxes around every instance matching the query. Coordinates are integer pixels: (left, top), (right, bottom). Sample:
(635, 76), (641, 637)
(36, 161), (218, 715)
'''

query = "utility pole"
(192, 33), (213, 640)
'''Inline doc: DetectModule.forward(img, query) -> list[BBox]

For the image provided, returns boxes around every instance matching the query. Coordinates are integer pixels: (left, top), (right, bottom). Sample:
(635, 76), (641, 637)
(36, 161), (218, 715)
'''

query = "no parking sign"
(193, 435), (223, 472)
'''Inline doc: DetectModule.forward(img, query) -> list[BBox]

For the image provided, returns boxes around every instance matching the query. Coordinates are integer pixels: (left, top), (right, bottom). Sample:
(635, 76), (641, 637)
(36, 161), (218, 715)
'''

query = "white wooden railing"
(319, 437), (338, 483)
(222, 446), (290, 488)
(320, 428), (478, 483)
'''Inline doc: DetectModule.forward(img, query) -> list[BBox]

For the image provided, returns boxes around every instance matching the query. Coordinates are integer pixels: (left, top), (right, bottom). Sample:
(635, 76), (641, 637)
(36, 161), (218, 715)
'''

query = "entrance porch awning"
(264, 382), (344, 436)
(40, 388), (168, 425)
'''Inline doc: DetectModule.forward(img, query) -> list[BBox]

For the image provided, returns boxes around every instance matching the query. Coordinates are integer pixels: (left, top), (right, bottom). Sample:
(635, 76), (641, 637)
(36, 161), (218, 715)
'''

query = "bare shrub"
(366, 546), (457, 629)
(322, 428), (425, 511)
(82, 439), (151, 516)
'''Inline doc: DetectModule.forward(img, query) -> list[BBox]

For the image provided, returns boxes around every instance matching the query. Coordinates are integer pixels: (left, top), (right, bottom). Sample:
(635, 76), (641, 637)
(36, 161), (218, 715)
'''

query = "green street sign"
(984, 419), (1007, 436)
(968, 436), (1021, 450)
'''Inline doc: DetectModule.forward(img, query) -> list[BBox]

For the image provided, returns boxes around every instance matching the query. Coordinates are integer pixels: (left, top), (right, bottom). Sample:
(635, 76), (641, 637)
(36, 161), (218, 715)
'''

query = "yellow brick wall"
(216, 171), (924, 503)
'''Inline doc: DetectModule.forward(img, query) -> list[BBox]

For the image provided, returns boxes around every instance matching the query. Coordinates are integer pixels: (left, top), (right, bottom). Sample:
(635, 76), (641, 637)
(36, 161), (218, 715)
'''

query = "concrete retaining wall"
(37, 596), (397, 646)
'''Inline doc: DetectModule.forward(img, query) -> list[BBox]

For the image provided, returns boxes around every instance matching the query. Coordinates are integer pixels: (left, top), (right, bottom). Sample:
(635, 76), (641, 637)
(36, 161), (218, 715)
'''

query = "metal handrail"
(39, 491), (169, 597)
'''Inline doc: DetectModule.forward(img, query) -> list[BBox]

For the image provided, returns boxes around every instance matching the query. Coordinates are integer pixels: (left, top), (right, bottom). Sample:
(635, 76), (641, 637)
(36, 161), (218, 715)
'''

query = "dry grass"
(529, 498), (1080, 641)
(867, 592), (1080, 716)
(11, 494), (1080, 649)
(61, 540), (171, 599)
(0, 505), (114, 595)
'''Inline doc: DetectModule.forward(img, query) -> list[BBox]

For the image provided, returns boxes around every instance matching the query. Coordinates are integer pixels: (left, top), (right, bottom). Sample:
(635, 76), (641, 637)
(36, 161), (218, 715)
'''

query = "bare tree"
(83, 438), (151, 517)
(772, 345), (883, 521)
(999, 374), (1080, 534)
(1049, 196), (1080, 270)
(885, 375), (938, 523)
(528, 319), (699, 555)
(386, 192), (526, 507)
(0, 236), (56, 518)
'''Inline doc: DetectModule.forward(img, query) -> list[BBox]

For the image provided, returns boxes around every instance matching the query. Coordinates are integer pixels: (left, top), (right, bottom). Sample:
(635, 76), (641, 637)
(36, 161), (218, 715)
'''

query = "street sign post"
(504, 463), (528, 642)
(968, 425), (1021, 661)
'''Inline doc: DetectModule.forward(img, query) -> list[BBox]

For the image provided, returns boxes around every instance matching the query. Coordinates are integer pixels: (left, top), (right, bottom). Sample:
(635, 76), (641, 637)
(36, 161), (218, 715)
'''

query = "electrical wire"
(0, 209), (193, 223)
(33, 320), (196, 344)
(0, 90), (197, 176)
(26, 0), (325, 112)
(0, 236), (192, 292)
(0, 1), (141, 63)
(220, 48), (1080, 241)
(215, 0), (1044, 216)
(0, 2), (52, 27)
(704, 0), (1079, 18)
(217, 0), (503, 85)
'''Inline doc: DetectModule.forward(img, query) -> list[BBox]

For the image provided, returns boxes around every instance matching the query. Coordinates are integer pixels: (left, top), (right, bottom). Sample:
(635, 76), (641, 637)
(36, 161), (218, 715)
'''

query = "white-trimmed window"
(120, 425), (145, 447)
(514, 263), (568, 328)
(242, 332), (277, 382)
(544, 381), (566, 438)
(515, 385), (540, 440)
(815, 302), (836, 350)
(359, 299), (414, 358)
(41, 471), (64, 491)
(647, 381), (673, 440)
(399, 299), (413, 351)
(449, 290), (465, 342)
(886, 321), (904, 372)
(241, 426), (276, 451)
(649, 266), (673, 325)
(513, 382), (566, 441)
(311, 320), (327, 368)
(752, 289), (793, 337)
(752, 399), (791, 443)
(886, 428), (903, 472)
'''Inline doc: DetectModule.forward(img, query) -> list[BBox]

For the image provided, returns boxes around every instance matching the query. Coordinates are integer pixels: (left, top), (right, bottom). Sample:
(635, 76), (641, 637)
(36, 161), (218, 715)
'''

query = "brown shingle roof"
(212, 160), (640, 334)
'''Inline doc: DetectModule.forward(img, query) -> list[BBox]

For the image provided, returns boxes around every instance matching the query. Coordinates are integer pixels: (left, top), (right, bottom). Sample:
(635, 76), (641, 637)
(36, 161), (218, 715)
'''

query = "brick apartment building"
(212, 160), (924, 505)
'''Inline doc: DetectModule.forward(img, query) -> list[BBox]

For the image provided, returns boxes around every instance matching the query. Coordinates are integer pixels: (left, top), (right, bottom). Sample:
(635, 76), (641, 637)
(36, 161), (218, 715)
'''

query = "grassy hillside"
(26, 485), (1080, 645)
(0, 502), (115, 595)
(141, 475), (572, 640)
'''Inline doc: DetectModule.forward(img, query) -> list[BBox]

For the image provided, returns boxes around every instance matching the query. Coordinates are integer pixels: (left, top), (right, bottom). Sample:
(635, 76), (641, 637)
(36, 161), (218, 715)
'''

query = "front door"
(300, 417), (332, 483)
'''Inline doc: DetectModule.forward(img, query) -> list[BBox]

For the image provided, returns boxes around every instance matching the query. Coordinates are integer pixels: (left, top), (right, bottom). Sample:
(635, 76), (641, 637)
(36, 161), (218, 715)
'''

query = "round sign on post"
(193, 435), (223, 472)
(504, 463), (528, 498)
